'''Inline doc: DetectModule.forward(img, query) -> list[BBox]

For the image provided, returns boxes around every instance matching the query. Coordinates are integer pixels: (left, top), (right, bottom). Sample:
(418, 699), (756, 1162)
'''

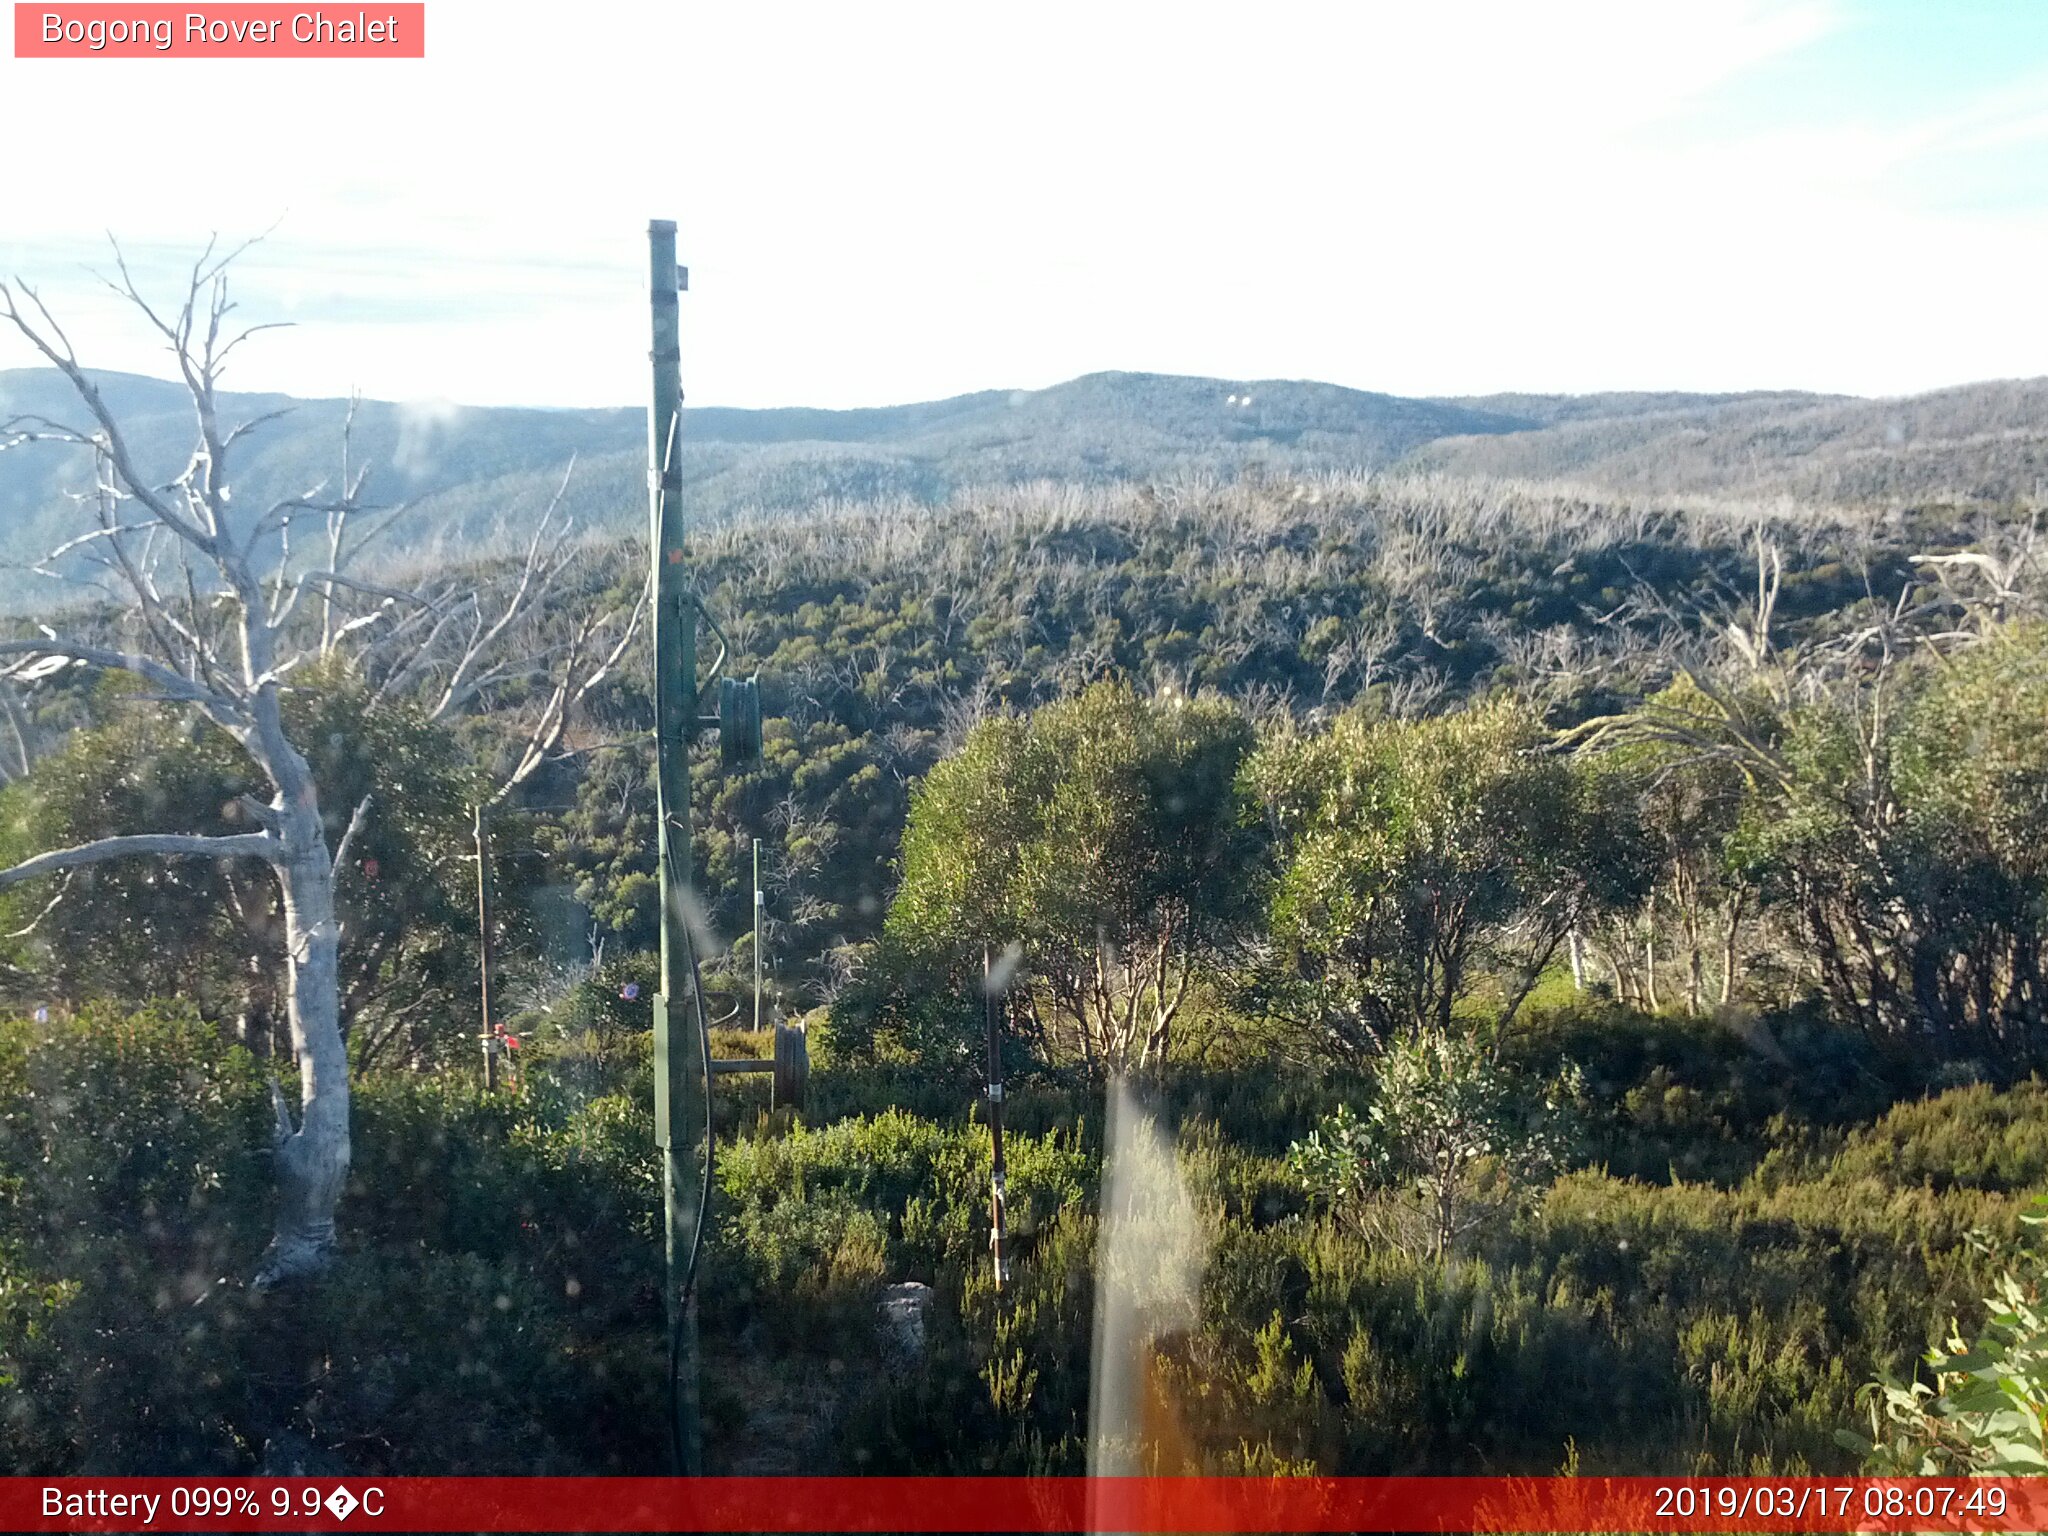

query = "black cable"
(691, 594), (732, 694)
(659, 579), (736, 1473)
(661, 819), (716, 1476)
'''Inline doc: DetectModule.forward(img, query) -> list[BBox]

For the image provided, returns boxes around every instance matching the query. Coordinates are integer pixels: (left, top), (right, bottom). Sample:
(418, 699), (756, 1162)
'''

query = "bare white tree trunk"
(226, 454), (358, 1283)
(260, 806), (353, 1284)
(1719, 890), (1748, 1007)
(2, 243), (641, 1288)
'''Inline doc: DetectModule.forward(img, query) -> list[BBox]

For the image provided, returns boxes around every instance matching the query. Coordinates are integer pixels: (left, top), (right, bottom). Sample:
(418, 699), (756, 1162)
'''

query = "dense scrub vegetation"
(3, 1002), (2045, 1475)
(538, 474), (1988, 1004)
(0, 466), (2043, 1474)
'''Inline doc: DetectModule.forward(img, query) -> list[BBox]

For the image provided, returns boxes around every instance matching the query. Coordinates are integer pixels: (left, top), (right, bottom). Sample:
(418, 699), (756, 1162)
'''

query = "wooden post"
(474, 803), (495, 1091)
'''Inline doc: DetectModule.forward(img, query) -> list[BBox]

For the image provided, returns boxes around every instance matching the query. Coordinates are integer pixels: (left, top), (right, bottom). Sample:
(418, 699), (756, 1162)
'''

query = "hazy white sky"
(3, 0), (2045, 408)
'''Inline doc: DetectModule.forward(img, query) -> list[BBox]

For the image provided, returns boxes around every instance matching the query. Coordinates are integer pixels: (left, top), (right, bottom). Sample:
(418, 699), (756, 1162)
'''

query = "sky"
(2, 0), (2046, 410)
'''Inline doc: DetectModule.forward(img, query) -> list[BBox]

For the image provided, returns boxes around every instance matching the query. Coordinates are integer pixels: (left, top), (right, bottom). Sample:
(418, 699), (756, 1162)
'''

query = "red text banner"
(14, 4), (424, 57)
(4, 1476), (2045, 1532)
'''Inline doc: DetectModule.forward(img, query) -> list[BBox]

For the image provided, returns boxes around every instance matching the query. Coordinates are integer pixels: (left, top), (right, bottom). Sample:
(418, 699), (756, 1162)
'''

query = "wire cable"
(692, 594), (733, 698)
(661, 805), (716, 1473)
(658, 578), (741, 1472)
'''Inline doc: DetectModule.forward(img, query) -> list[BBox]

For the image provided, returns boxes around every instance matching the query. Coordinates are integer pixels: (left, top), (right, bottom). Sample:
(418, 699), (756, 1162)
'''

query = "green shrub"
(0, 1002), (269, 1247)
(1290, 1031), (1578, 1259)
(1845, 1199), (2048, 1474)
(0, 1006), (272, 1470)
(0, 1007), (669, 1475)
(5, 994), (2045, 1479)
(1818, 1081), (2048, 1195)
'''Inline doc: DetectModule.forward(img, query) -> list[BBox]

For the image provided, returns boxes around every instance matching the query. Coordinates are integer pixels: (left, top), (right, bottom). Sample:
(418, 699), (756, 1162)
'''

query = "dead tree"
(0, 242), (637, 1286)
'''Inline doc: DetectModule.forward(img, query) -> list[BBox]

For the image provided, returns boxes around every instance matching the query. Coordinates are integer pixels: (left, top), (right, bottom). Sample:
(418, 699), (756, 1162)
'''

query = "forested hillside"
(2, 346), (2046, 1479)
(1434, 389), (1845, 427)
(1417, 378), (2048, 507)
(9, 365), (2044, 612)
(0, 369), (1523, 607)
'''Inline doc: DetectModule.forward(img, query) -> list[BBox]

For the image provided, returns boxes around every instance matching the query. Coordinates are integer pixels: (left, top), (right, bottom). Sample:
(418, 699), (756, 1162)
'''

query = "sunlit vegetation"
(0, 461), (2043, 1473)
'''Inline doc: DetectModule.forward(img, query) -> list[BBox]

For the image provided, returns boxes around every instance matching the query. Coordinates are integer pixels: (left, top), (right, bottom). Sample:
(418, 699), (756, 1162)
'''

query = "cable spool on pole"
(720, 676), (762, 767)
(774, 1018), (809, 1110)
(708, 1016), (808, 1111)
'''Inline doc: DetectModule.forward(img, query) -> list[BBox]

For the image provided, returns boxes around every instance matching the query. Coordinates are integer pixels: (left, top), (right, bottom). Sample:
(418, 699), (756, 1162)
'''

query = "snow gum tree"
(0, 245), (640, 1285)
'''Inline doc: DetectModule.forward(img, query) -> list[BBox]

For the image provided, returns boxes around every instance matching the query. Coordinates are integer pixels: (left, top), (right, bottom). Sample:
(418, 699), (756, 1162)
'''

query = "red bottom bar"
(9, 1476), (2043, 1533)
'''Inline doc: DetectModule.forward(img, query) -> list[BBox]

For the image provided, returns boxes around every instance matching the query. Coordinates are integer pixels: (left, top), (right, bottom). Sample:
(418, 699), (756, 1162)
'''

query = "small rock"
(878, 1281), (933, 1357)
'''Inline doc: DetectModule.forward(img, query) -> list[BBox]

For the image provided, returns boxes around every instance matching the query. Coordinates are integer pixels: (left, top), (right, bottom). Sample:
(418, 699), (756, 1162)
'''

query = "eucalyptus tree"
(1567, 525), (2048, 1058)
(0, 665), (496, 1071)
(888, 681), (1259, 1072)
(1249, 697), (1640, 1059)
(0, 245), (639, 1284)
(1572, 685), (1754, 1015)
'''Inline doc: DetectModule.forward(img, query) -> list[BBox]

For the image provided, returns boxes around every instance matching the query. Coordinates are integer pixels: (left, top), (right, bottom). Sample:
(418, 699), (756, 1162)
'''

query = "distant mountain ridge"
(1430, 389), (1850, 428)
(2, 366), (2041, 611)
(1414, 378), (2048, 504)
(0, 369), (1533, 606)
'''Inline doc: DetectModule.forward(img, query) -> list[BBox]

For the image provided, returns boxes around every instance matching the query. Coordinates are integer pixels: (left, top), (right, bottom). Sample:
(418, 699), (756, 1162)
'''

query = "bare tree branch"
(429, 458), (579, 719)
(0, 637), (245, 724)
(0, 280), (218, 552)
(0, 831), (279, 891)
(331, 794), (374, 878)
(3, 873), (73, 938)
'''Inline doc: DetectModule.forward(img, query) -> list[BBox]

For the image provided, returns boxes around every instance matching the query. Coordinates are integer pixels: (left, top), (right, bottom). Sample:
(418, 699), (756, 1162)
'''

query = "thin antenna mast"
(475, 804), (495, 1090)
(753, 837), (764, 1036)
(985, 946), (1009, 1292)
(644, 218), (768, 1475)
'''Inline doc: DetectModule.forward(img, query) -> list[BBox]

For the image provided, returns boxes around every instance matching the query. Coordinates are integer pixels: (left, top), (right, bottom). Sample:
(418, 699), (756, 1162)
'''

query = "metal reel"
(718, 676), (763, 767)
(772, 1019), (808, 1111)
(709, 1015), (807, 1111)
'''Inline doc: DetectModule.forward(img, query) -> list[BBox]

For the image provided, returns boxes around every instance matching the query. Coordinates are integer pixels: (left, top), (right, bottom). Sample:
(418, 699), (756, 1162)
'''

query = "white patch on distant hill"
(393, 397), (469, 480)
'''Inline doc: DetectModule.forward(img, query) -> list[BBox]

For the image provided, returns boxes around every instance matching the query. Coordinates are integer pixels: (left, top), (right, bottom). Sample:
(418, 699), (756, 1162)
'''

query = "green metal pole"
(647, 218), (703, 1475)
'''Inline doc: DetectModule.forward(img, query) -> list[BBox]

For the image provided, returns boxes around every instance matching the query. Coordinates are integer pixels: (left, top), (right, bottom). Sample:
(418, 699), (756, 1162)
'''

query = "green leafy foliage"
(1251, 697), (1640, 1056)
(1289, 1030), (1579, 1259)
(0, 448), (2041, 1482)
(1712, 627), (2048, 1060)
(1845, 1199), (2048, 1474)
(2, 998), (2045, 1477)
(879, 682), (1259, 1072)
(528, 473), (1914, 1001)
(0, 664), (489, 1067)
(0, 1006), (663, 1474)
